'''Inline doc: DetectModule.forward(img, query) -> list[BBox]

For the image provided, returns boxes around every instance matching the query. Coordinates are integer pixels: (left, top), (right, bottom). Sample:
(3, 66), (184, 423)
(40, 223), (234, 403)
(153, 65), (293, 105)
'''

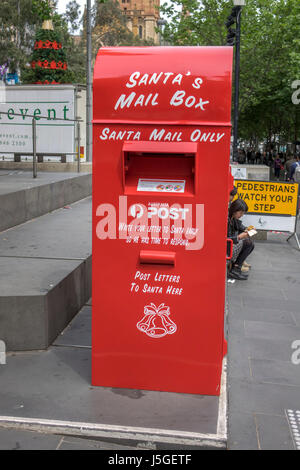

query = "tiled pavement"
(0, 233), (299, 450)
(227, 231), (300, 450)
(0, 427), (140, 450)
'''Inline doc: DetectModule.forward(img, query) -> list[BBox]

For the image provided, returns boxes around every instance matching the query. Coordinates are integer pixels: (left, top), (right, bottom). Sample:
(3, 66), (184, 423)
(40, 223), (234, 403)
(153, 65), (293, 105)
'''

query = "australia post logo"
(130, 204), (190, 221)
(95, 196), (204, 251)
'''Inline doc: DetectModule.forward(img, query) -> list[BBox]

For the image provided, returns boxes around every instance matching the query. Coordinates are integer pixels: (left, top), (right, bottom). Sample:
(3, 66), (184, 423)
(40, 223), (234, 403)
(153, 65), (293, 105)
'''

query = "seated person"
(227, 199), (255, 280)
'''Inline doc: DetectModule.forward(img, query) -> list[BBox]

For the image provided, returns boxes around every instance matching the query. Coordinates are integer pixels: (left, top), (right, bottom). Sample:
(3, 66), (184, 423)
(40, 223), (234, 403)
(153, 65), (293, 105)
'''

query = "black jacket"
(227, 216), (247, 245)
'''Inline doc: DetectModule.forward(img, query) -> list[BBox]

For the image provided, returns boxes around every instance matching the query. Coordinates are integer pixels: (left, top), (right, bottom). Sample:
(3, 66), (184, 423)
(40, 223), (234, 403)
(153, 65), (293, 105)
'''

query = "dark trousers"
(235, 238), (254, 267)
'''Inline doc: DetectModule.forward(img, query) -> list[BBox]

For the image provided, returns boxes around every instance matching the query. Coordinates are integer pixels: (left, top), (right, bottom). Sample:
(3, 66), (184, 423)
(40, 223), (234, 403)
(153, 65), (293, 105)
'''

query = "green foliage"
(32, 0), (55, 21)
(52, 7), (86, 84)
(160, 0), (230, 46)
(64, 0), (81, 32)
(22, 28), (75, 84)
(0, 0), (84, 84)
(1, 0), (157, 86)
(160, 0), (300, 147)
(0, 0), (41, 72)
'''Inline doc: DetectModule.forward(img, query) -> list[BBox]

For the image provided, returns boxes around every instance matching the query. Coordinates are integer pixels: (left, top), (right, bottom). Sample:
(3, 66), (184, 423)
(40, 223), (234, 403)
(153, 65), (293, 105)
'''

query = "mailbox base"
(0, 300), (228, 447)
(0, 358), (227, 449)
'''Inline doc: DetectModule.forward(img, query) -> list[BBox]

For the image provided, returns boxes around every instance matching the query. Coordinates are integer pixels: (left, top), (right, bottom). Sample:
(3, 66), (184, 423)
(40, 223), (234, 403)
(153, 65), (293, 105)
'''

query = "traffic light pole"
(233, 7), (242, 162)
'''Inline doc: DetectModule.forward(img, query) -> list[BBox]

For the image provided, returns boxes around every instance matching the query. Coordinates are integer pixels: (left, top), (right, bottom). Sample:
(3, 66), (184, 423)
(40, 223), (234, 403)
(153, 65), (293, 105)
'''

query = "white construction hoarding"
(0, 84), (86, 162)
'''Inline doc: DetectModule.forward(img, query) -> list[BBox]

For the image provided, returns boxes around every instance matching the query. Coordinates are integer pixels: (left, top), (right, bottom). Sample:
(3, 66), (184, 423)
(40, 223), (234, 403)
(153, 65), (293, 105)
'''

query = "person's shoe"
(243, 261), (251, 268)
(228, 266), (248, 280)
(241, 264), (250, 273)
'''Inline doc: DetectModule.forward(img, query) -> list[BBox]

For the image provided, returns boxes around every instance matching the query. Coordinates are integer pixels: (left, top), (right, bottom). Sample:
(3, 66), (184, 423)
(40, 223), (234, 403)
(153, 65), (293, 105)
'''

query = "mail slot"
(123, 141), (196, 196)
(92, 46), (233, 395)
(139, 250), (176, 265)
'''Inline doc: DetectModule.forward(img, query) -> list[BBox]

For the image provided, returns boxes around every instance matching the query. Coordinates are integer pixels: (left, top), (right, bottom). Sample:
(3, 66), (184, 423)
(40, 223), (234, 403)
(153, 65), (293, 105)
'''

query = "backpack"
(294, 162), (300, 183)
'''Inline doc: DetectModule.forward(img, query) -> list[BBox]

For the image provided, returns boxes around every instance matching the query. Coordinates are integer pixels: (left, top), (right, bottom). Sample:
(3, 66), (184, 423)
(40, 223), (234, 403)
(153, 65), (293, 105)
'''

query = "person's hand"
(238, 232), (249, 240)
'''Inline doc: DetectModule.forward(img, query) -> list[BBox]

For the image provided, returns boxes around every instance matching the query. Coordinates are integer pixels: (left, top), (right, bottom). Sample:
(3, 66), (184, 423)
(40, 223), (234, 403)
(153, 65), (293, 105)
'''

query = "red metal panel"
(92, 47), (233, 395)
(93, 46), (233, 126)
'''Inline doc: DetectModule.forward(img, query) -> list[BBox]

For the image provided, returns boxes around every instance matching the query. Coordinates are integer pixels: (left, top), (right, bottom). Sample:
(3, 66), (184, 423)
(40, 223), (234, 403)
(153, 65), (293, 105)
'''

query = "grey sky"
(56, 0), (94, 15)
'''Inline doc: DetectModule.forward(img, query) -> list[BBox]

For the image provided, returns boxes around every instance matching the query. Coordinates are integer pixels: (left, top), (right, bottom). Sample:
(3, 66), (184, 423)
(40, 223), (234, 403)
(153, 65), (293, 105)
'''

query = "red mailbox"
(92, 47), (233, 395)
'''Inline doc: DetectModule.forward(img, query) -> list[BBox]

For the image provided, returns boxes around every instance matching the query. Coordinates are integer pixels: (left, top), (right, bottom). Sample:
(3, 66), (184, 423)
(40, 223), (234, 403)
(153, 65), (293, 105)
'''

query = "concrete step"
(0, 170), (92, 232)
(0, 197), (92, 351)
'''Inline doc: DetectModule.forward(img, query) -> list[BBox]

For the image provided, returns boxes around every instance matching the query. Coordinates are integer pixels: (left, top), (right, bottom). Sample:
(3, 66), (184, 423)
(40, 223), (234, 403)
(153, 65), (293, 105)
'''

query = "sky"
(56, 0), (94, 16)
(56, 0), (170, 16)
(56, 0), (171, 26)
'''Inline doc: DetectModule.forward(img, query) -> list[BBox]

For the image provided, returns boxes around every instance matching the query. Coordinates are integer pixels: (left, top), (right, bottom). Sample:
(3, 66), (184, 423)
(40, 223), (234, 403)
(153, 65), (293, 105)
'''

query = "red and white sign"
(92, 47), (233, 395)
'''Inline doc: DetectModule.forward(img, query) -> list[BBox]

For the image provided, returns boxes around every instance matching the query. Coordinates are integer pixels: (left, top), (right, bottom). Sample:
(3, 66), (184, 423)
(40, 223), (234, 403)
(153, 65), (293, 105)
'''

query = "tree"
(32, 0), (56, 21)
(0, 0), (85, 85)
(0, 0), (41, 73)
(237, 0), (300, 149)
(54, 4), (86, 84)
(22, 0), (76, 84)
(22, 28), (74, 84)
(160, 0), (230, 46)
(64, 0), (81, 33)
(160, 0), (300, 149)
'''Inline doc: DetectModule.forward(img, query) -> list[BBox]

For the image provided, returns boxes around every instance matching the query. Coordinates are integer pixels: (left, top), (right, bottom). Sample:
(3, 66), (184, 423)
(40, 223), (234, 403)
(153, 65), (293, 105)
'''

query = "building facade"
(118, 0), (161, 44)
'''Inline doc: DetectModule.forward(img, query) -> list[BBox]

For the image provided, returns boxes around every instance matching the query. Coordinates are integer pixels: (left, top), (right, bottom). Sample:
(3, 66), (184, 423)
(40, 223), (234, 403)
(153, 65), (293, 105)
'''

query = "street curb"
(0, 360), (227, 450)
(0, 416), (226, 449)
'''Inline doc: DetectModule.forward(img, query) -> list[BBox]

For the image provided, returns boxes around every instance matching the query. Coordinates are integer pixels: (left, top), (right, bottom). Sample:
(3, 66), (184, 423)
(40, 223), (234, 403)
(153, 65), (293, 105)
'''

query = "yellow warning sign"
(234, 180), (299, 216)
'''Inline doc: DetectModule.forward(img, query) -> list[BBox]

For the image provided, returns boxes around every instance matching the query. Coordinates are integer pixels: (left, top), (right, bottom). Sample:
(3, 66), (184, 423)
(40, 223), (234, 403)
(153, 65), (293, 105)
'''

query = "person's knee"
(244, 238), (255, 251)
(247, 238), (254, 248)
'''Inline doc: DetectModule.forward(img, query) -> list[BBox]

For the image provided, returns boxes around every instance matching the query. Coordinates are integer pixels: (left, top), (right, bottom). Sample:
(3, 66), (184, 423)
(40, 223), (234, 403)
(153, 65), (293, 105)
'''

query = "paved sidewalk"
(0, 232), (299, 450)
(227, 232), (300, 450)
(0, 295), (224, 450)
(0, 428), (141, 450)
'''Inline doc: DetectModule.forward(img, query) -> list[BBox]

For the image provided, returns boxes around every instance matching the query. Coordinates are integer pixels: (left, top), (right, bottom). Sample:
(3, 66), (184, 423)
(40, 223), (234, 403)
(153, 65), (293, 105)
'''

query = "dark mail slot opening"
(122, 141), (197, 196)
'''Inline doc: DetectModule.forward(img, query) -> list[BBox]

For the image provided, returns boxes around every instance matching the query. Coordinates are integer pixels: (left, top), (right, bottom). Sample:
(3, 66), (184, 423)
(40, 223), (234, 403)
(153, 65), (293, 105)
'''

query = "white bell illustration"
(137, 303), (177, 338)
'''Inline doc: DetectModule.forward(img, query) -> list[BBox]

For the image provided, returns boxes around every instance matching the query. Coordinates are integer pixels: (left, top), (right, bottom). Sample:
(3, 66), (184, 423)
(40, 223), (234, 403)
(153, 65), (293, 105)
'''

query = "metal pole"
(77, 121), (81, 173)
(287, 195), (300, 250)
(233, 7), (242, 162)
(86, 0), (92, 162)
(157, 19), (166, 46)
(32, 118), (37, 178)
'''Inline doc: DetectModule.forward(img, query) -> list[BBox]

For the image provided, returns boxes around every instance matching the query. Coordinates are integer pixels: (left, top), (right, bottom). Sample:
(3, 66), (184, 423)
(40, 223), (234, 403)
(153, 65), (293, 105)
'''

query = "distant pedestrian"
(274, 155), (282, 181)
(248, 150), (255, 165)
(237, 149), (246, 164)
(246, 149), (253, 164)
(285, 155), (296, 181)
(290, 156), (300, 182)
(267, 153), (274, 167)
(262, 152), (268, 165)
(255, 151), (262, 165)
